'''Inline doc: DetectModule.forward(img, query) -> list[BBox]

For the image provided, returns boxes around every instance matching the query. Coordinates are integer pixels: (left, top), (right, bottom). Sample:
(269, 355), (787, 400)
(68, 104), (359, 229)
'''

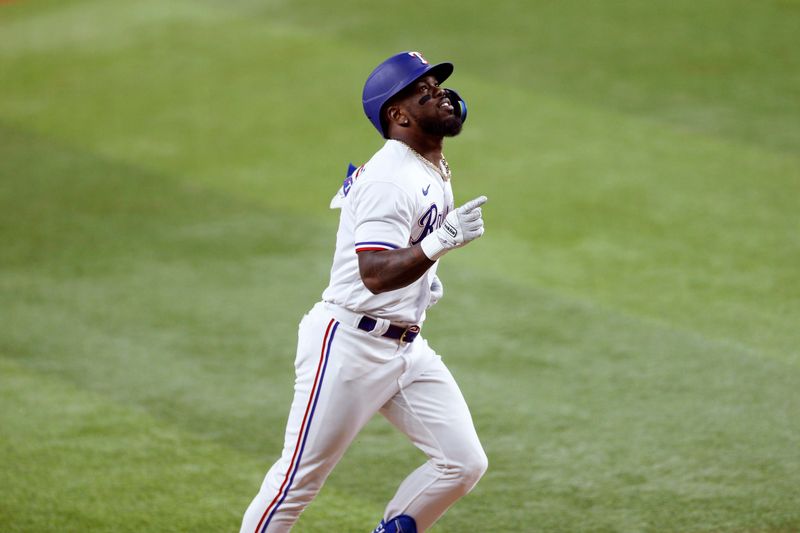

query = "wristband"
(420, 232), (448, 261)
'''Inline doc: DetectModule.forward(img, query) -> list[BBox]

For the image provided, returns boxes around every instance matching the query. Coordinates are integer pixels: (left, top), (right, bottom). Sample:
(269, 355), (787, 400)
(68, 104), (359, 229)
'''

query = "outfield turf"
(1, 1), (799, 531)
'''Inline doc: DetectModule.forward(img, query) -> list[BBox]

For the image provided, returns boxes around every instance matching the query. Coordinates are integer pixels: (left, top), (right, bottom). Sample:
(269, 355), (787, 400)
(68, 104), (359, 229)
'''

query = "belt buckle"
(400, 325), (420, 343)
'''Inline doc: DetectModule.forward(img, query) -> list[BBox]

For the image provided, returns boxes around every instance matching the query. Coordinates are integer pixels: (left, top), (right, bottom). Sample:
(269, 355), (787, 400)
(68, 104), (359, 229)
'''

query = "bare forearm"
(357, 246), (435, 294)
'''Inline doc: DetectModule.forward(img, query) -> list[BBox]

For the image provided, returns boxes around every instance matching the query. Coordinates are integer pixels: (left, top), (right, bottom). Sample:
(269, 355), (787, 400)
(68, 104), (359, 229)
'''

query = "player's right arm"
(356, 194), (488, 294)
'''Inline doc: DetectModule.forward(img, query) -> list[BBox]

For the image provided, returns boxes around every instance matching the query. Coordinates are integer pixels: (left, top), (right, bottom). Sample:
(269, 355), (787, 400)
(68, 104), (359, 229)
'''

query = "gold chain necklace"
(400, 141), (451, 181)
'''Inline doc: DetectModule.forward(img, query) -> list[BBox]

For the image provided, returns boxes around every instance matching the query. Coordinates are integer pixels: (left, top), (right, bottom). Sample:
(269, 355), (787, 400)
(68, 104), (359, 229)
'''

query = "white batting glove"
(420, 196), (488, 261)
(428, 275), (444, 308)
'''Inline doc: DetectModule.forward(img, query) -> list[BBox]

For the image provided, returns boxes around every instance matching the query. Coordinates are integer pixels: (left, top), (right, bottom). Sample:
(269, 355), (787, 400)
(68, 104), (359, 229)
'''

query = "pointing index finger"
(462, 195), (488, 212)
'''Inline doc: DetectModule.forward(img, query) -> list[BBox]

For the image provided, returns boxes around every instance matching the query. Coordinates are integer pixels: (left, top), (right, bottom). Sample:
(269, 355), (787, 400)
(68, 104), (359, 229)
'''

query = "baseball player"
(240, 51), (488, 533)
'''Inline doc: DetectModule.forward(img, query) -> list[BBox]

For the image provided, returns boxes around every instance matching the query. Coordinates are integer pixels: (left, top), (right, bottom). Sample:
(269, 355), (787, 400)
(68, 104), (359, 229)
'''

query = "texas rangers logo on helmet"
(408, 51), (428, 65)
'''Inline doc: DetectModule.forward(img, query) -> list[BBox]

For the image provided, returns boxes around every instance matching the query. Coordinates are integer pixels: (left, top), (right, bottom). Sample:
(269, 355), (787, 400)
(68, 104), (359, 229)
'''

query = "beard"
(417, 112), (463, 137)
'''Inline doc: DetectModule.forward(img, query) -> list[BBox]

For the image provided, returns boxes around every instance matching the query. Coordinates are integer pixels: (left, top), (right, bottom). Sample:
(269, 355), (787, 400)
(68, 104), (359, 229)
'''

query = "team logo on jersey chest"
(410, 203), (446, 245)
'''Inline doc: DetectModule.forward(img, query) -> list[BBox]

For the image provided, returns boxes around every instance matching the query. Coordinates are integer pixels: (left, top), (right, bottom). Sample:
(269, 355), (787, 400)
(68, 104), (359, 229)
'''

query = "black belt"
(357, 316), (420, 343)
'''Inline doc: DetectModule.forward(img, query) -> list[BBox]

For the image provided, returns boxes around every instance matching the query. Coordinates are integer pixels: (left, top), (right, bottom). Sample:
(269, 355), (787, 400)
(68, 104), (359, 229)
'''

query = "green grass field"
(2, 1), (799, 531)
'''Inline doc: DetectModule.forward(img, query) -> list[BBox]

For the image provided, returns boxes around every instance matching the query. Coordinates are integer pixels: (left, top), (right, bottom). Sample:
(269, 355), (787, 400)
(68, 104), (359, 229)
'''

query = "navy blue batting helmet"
(362, 51), (467, 138)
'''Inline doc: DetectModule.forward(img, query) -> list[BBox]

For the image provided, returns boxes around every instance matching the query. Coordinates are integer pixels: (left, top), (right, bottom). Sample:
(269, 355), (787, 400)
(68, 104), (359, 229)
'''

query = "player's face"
(404, 75), (463, 137)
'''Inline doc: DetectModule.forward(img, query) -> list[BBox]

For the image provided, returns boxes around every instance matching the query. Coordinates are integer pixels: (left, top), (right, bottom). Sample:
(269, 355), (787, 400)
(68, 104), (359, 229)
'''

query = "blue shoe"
(372, 515), (417, 533)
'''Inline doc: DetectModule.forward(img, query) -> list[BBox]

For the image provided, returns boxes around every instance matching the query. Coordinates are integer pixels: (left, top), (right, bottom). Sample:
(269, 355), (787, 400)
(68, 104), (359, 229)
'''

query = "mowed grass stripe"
(0, 358), (383, 532)
(0, 356), (253, 533)
(422, 268), (800, 532)
(0, 124), (330, 449)
(0, 0), (375, 212)
(451, 79), (800, 361)
(250, 0), (800, 155)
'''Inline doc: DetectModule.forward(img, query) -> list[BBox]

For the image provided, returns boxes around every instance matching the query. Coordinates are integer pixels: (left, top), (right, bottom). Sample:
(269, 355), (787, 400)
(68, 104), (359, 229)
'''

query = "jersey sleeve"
(352, 180), (415, 252)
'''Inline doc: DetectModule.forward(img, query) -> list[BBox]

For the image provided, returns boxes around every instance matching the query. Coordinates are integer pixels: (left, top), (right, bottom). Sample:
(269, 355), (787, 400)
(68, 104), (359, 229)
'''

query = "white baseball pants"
(240, 301), (487, 533)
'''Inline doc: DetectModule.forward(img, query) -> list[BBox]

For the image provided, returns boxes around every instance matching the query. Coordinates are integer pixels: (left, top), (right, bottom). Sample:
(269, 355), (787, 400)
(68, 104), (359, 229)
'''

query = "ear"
(385, 105), (411, 128)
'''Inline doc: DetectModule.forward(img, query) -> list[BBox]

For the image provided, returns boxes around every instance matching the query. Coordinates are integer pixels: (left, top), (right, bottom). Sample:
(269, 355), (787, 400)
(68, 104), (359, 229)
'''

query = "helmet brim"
(401, 62), (454, 95)
(426, 62), (454, 84)
(380, 61), (453, 113)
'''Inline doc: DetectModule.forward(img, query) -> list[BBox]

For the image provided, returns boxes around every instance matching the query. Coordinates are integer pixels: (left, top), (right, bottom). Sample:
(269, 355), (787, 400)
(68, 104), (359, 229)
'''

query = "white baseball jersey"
(322, 139), (454, 325)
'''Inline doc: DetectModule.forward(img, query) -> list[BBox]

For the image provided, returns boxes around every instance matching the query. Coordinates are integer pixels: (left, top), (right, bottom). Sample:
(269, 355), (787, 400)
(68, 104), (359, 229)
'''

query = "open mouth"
(438, 98), (454, 112)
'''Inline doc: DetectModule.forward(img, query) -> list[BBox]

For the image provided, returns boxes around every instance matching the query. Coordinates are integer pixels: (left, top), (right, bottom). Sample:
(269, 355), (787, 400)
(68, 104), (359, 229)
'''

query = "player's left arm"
(429, 275), (444, 307)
